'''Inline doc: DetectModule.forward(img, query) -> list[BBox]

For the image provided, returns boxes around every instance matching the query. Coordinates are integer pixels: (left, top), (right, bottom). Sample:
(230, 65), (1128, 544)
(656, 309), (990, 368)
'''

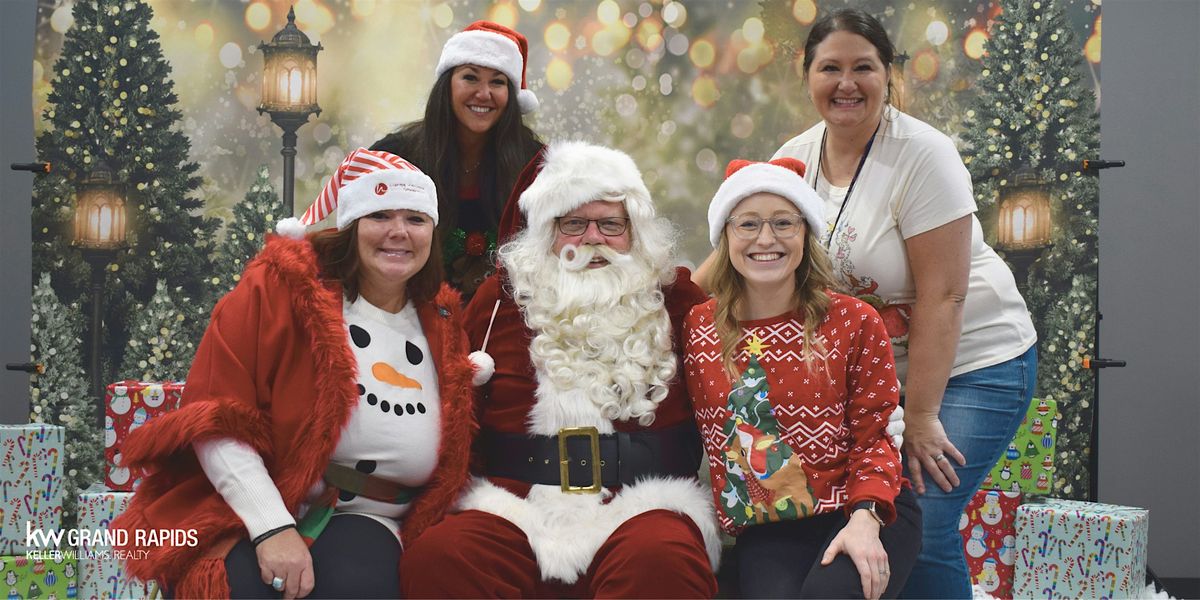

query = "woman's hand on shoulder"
(256, 528), (315, 599)
(822, 511), (890, 600)
(903, 410), (966, 494)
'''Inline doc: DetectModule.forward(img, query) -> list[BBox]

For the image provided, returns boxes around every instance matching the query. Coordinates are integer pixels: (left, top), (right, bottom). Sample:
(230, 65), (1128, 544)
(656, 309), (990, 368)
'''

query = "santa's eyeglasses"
(555, 216), (630, 236)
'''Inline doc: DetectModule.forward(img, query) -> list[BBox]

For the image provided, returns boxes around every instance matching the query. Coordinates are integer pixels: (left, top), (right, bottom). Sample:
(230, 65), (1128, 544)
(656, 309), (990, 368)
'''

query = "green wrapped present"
(981, 397), (1057, 495)
(0, 554), (77, 599)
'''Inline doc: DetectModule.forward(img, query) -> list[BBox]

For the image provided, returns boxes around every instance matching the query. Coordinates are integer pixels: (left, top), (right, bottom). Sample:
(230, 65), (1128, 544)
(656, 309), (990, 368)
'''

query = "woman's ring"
(271, 577), (285, 591)
(879, 568), (889, 576)
(934, 454), (946, 462)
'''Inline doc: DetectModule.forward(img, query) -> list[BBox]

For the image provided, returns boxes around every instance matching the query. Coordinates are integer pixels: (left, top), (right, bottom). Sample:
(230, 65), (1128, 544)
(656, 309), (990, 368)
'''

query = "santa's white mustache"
(557, 243), (634, 272)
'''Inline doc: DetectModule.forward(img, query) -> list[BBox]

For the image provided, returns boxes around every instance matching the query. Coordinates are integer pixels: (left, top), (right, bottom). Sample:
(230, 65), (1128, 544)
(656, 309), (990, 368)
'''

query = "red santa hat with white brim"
(275, 148), (438, 239)
(435, 20), (539, 114)
(707, 157), (825, 247)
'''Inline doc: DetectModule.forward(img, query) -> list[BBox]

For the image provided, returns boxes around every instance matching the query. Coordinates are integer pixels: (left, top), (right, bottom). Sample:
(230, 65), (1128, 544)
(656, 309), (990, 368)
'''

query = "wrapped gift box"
(1, 424), (65, 554)
(959, 489), (1021, 599)
(104, 381), (184, 491)
(1012, 498), (1149, 599)
(982, 397), (1058, 495)
(0, 554), (77, 599)
(77, 488), (151, 600)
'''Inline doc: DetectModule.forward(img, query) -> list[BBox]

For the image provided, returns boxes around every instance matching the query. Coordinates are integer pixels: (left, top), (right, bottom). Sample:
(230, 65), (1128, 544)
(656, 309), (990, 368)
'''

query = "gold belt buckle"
(558, 426), (601, 494)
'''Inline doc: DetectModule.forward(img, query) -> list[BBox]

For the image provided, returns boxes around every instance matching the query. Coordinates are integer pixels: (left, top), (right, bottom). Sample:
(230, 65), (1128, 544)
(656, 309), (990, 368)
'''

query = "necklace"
(461, 159), (482, 176)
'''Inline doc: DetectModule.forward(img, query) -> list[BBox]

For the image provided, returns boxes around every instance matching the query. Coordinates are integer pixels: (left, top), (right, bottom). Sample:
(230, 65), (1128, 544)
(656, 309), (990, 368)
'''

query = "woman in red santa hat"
(372, 20), (544, 299)
(111, 148), (492, 598)
(684, 158), (922, 599)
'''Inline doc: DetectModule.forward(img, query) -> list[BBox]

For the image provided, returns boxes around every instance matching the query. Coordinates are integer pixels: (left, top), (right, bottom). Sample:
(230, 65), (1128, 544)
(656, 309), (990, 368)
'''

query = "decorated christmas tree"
(28, 274), (101, 528)
(718, 336), (813, 525)
(119, 280), (207, 382)
(960, 0), (1099, 498)
(210, 165), (283, 297)
(32, 0), (218, 386)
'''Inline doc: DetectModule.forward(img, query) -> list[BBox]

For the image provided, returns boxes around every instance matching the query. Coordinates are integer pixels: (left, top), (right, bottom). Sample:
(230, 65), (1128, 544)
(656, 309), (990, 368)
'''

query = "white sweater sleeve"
(194, 438), (296, 539)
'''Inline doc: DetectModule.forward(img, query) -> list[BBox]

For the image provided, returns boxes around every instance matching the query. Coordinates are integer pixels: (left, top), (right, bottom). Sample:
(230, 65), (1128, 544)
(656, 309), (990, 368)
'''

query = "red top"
(683, 293), (904, 534)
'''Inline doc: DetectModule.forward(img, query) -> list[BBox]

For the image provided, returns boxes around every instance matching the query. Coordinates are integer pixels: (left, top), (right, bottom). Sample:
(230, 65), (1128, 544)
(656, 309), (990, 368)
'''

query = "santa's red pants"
(401, 508), (717, 598)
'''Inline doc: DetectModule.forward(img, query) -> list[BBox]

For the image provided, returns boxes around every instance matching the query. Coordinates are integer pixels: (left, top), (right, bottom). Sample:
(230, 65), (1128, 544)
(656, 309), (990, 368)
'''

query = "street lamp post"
(996, 167), (1053, 293)
(258, 6), (322, 217)
(72, 161), (129, 427)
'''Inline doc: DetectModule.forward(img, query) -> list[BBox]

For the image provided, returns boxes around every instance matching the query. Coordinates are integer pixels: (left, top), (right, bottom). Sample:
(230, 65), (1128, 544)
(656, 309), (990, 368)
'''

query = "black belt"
(480, 423), (702, 493)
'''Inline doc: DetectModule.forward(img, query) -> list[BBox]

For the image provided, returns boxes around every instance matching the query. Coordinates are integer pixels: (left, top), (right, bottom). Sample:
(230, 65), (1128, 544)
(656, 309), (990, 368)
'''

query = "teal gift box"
(1, 424), (66, 554)
(982, 397), (1057, 495)
(0, 554), (77, 599)
(1012, 498), (1149, 599)
(76, 487), (150, 600)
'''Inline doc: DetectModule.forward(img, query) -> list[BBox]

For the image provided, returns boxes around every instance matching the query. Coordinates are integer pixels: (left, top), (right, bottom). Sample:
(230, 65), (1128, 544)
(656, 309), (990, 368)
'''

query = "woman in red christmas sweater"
(112, 149), (489, 598)
(684, 158), (922, 599)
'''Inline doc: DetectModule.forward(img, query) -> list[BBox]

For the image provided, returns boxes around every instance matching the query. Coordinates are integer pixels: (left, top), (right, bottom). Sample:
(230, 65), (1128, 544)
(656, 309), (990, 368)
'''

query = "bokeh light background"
(32, 0), (1102, 264)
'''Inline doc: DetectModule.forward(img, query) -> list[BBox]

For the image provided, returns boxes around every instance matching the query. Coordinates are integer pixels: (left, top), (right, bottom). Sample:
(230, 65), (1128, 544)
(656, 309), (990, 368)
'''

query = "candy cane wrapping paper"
(77, 487), (150, 599)
(1012, 498), (1148, 599)
(104, 381), (184, 492)
(0, 424), (65, 554)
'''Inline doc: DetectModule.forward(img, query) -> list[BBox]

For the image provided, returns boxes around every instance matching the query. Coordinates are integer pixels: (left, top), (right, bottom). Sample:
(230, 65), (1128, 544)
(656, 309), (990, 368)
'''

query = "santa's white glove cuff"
(887, 405), (906, 450)
(469, 351), (495, 386)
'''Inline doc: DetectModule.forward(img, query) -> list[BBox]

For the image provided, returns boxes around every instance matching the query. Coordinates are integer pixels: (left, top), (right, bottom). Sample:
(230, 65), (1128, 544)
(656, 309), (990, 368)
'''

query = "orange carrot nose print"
(372, 362), (423, 390)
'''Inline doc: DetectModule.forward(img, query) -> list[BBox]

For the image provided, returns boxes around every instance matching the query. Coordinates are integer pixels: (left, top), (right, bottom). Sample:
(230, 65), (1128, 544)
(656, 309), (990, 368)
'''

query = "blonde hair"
(708, 227), (840, 380)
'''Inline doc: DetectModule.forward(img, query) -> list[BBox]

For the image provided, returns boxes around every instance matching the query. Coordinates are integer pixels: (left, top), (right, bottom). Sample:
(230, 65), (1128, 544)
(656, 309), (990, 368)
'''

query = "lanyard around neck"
(814, 120), (882, 248)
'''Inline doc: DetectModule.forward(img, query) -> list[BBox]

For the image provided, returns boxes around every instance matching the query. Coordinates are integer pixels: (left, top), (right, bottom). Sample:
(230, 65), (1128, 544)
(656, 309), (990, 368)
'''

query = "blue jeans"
(899, 345), (1037, 599)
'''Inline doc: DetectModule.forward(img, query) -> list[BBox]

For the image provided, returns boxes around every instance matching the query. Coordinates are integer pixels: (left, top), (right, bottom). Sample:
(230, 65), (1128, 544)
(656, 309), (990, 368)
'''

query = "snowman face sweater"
(682, 293), (904, 535)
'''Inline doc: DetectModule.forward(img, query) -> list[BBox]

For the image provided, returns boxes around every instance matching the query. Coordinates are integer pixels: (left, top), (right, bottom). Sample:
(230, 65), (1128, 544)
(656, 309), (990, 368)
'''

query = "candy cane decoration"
(41, 474), (55, 501)
(109, 574), (120, 598)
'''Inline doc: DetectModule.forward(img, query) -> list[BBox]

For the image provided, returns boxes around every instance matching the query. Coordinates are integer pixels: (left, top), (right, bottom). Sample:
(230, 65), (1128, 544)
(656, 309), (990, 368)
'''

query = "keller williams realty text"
(25, 522), (198, 548)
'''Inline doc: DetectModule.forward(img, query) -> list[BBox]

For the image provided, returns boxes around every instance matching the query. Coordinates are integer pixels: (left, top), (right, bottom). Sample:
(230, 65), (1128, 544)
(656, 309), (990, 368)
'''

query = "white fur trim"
(708, 162), (826, 247)
(519, 141), (654, 232)
(335, 168), (438, 229)
(275, 216), (306, 239)
(517, 88), (539, 114)
(455, 476), (721, 584)
(468, 351), (495, 386)
(436, 30), (524, 93)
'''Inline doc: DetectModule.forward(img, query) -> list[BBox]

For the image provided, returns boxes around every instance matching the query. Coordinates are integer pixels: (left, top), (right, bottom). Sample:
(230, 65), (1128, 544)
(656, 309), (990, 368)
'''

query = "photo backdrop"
(27, 0), (1102, 519)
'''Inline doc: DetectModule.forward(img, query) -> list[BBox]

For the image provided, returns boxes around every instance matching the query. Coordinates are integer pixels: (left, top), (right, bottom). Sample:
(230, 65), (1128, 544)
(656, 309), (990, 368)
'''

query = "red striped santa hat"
(435, 20), (539, 114)
(276, 148), (438, 239)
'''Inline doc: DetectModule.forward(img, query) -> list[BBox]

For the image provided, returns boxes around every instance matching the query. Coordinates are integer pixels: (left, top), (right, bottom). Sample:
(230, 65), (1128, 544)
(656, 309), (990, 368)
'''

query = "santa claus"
(400, 141), (720, 597)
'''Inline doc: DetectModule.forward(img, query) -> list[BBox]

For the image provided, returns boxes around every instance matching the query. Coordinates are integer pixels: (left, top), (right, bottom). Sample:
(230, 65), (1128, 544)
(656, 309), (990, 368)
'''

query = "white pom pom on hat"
(436, 20), (538, 114)
(707, 157), (826, 247)
(276, 148), (438, 239)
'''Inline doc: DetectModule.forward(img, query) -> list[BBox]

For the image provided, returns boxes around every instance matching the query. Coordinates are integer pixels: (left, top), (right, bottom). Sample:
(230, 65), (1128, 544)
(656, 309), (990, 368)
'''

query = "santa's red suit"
(400, 142), (721, 597)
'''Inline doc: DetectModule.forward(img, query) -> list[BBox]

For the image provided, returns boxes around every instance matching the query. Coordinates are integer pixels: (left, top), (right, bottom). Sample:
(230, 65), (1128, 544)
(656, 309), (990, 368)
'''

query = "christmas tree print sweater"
(683, 294), (904, 535)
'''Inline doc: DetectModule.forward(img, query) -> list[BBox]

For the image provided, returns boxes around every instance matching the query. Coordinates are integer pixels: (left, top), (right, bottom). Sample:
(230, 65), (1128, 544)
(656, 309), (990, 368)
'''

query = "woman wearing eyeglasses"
(683, 158), (921, 599)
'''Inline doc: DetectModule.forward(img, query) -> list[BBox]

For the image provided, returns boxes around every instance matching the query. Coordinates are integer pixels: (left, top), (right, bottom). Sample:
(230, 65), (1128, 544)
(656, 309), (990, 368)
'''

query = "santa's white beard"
(504, 241), (677, 429)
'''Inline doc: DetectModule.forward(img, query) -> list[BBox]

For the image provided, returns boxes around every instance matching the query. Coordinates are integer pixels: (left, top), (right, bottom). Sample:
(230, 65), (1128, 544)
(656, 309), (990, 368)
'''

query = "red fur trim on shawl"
(120, 400), (273, 469)
(250, 235), (361, 508)
(401, 284), (479, 543)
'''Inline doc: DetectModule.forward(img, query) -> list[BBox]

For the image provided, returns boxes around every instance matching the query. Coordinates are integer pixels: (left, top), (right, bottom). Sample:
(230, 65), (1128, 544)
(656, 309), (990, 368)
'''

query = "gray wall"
(1, 0), (1196, 578)
(0, 1), (36, 424)
(1097, 0), (1200, 579)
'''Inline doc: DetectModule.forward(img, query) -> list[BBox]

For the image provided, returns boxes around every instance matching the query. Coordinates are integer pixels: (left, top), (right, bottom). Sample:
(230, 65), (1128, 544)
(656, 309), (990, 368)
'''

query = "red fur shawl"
(111, 235), (477, 597)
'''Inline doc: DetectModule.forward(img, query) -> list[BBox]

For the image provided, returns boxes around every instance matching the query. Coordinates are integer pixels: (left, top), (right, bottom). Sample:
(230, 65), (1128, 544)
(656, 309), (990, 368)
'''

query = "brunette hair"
(308, 221), (445, 305)
(803, 8), (900, 107)
(370, 68), (542, 235)
(708, 226), (839, 380)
